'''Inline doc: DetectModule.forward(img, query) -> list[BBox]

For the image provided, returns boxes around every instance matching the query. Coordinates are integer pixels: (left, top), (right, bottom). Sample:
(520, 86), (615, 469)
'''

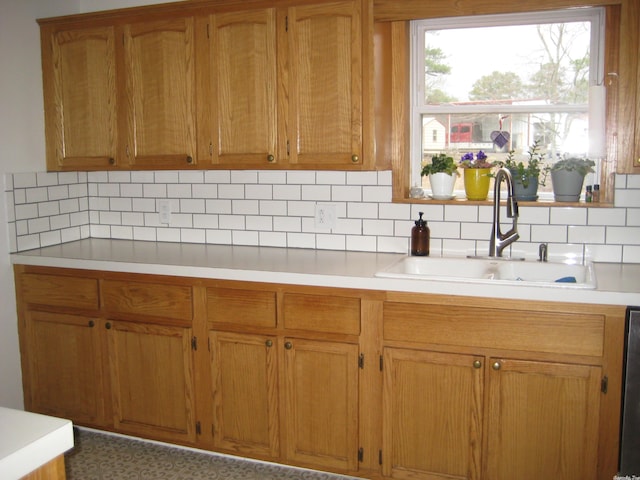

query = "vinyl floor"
(65, 428), (362, 480)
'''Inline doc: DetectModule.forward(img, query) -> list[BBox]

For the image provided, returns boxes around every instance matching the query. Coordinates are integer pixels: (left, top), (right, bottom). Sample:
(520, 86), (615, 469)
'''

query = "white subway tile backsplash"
(301, 185), (331, 201)
(5, 171), (640, 264)
(550, 207), (587, 225)
(25, 187), (48, 203)
(623, 245), (640, 263)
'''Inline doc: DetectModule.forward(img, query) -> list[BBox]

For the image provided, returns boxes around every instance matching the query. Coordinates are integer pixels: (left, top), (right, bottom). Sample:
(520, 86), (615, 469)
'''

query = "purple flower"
(477, 150), (487, 160)
(461, 152), (474, 162)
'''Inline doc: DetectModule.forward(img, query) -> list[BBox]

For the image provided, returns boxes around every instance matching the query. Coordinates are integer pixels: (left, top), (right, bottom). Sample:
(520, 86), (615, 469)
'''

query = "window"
(410, 8), (606, 199)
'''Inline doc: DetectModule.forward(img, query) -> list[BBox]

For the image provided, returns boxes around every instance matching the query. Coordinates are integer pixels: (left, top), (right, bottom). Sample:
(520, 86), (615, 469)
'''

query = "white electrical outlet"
(158, 200), (171, 225)
(315, 203), (337, 230)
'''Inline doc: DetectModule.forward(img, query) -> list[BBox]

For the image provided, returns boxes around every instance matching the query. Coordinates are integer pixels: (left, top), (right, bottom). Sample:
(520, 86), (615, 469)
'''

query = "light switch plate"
(158, 200), (171, 225)
(315, 203), (336, 230)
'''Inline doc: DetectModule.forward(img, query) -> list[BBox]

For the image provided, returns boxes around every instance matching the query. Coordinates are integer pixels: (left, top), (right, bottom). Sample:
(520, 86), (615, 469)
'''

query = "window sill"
(394, 196), (613, 207)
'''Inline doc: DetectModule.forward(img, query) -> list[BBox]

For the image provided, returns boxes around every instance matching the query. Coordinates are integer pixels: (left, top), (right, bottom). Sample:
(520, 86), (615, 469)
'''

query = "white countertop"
(10, 238), (640, 306)
(0, 407), (73, 479)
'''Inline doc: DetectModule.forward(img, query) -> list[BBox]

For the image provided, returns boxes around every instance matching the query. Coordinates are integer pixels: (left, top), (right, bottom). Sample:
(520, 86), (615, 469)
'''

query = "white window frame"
(409, 8), (606, 193)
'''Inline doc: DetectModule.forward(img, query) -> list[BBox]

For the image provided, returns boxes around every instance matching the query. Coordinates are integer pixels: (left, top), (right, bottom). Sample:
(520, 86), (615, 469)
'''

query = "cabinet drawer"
(102, 279), (193, 323)
(383, 302), (605, 357)
(283, 293), (360, 335)
(206, 287), (276, 328)
(20, 273), (99, 310)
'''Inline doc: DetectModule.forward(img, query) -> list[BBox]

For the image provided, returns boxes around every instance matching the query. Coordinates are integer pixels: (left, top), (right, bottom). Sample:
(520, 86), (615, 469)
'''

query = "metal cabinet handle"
(88, 320), (95, 328)
(186, 156), (193, 164)
(105, 322), (112, 330)
(473, 360), (482, 369)
(267, 154), (275, 163)
(108, 158), (115, 165)
(265, 339), (273, 348)
(351, 154), (359, 163)
(284, 341), (292, 350)
(492, 361), (501, 371)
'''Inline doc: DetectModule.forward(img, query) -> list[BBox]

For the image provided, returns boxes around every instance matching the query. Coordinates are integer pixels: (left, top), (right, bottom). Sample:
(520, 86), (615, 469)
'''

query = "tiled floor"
(65, 428), (361, 480)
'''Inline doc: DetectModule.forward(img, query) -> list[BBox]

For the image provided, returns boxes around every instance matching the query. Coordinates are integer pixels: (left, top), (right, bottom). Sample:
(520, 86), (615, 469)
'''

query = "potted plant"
(500, 140), (550, 201)
(550, 157), (596, 202)
(459, 150), (496, 201)
(421, 153), (459, 199)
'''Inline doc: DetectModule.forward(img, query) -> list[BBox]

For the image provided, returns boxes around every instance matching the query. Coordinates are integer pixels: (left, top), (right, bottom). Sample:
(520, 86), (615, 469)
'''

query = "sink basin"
(375, 256), (596, 289)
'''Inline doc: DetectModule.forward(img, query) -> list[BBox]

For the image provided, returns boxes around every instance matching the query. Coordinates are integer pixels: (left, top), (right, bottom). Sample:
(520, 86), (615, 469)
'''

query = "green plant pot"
(551, 169), (586, 202)
(508, 168), (539, 201)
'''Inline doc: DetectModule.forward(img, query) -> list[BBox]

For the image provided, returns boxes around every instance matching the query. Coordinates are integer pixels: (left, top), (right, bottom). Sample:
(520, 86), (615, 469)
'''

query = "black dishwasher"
(620, 306), (640, 475)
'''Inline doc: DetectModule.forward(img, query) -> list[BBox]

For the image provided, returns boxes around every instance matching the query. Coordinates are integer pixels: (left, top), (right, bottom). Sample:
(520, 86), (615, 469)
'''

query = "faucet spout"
(489, 167), (520, 257)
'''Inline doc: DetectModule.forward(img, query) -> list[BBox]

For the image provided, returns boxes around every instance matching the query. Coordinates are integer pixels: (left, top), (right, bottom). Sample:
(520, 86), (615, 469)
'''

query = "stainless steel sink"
(375, 256), (596, 289)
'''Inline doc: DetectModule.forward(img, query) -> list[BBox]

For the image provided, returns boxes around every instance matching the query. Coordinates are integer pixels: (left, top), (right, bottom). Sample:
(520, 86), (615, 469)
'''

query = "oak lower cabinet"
(382, 298), (620, 480)
(15, 267), (109, 427)
(204, 284), (361, 474)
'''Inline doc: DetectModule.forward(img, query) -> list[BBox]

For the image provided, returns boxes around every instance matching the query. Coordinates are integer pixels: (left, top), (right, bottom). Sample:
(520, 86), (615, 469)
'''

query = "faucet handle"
(538, 243), (548, 262)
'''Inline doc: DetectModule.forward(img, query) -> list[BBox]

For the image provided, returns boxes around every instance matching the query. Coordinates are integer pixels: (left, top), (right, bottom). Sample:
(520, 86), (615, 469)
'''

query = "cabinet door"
(283, 337), (359, 471)
(42, 26), (118, 170)
(283, 1), (363, 167)
(207, 9), (278, 166)
(122, 18), (197, 168)
(485, 358), (601, 480)
(382, 348), (483, 480)
(24, 310), (107, 426)
(209, 331), (279, 457)
(107, 320), (197, 444)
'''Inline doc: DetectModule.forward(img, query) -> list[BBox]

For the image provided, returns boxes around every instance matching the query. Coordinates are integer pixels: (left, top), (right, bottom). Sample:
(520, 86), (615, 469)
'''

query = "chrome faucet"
(489, 167), (519, 257)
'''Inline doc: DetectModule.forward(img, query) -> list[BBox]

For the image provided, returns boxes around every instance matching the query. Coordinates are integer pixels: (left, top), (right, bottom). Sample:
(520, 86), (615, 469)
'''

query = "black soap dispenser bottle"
(411, 212), (430, 256)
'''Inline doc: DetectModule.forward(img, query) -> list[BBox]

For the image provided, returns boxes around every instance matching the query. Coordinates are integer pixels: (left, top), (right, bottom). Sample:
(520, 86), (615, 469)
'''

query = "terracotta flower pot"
(463, 168), (491, 201)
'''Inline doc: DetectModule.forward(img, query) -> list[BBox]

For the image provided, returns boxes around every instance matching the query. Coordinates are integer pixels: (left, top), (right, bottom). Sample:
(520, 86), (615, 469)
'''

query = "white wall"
(0, 0), (176, 409)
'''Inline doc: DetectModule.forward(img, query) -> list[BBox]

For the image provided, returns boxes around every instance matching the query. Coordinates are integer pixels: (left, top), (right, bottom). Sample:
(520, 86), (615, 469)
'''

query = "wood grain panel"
(206, 286), (276, 328)
(102, 279), (193, 322)
(20, 273), (99, 310)
(485, 358), (600, 480)
(283, 292), (360, 335)
(383, 302), (605, 357)
(382, 347), (483, 480)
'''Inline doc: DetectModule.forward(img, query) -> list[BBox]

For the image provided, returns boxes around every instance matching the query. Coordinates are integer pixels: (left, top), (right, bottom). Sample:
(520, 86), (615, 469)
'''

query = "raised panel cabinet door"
(485, 358), (601, 480)
(209, 331), (279, 458)
(283, 338), (359, 472)
(24, 310), (106, 427)
(107, 320), (197, 444)
(42, 26), (118, 170)
(382, 348), (483, 480)
(208, 9), (278, 166)
(283, 1), (363, 167)
(123, 18), (197, 168)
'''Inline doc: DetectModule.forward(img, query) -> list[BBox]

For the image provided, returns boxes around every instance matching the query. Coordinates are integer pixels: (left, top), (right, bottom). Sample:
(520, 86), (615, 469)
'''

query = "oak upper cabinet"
(102, 278), (198, 444)
(202, 9), (279, 166)
(382, 348), (483, 480)
(205, 286), (279, 458)
(202, 1), (367, 169)
(40, 25), (119, 170)
(122, 18), (198, 169)
(282, 1), (364, 168)
(15, 269), (108, 427)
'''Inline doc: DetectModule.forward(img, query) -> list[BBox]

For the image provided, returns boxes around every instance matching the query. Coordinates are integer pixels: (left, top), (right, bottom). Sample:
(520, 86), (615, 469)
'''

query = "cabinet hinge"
(601, 375), (608, 393)
(379, 355), (383, 371)
(379, 449), (383, 465)
(358, 447), (363, 462)
(286, 139), (290, 156)
(206, 23), (210, 39)
(358, 353), (364, 369)
(196, 421), (201, 435)
(285, 15), (288, 32)
(209, 142), (213, 156)
(207, 337), (211, 352)
(191, 336), (197, 351)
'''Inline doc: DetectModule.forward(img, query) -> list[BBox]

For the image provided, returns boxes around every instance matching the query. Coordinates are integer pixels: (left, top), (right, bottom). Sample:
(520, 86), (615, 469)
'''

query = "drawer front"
(206, 287), (277, 328)
(383, 302), (604, 357)
(20, 273), (99, 310)
(102, 279), (193, 322)
(283, 293), (360, 335)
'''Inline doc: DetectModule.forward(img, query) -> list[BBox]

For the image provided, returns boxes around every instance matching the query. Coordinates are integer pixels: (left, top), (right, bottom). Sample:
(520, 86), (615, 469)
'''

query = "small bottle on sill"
(593, 184), (600, 203)
(585, 185), (593, 203)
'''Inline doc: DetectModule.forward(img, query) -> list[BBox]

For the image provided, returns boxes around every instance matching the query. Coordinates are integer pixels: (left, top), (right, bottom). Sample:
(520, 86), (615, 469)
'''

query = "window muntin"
(410, 8), (606, 197)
